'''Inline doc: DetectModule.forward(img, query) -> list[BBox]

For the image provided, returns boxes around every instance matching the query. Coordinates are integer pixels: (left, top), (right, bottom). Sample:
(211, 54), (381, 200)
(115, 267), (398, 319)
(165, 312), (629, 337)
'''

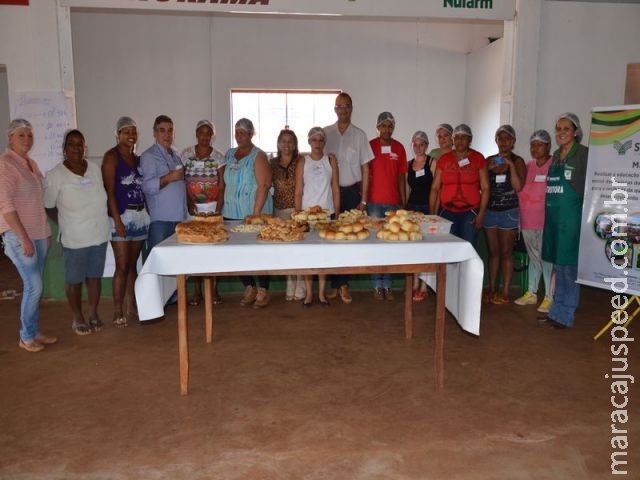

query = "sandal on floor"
(112, 316), (128, 329)
(188, 296), (201, 306)
(88, 317), (104, 332)
(412, 290), (427, 302)
(72, 321), (93, 336)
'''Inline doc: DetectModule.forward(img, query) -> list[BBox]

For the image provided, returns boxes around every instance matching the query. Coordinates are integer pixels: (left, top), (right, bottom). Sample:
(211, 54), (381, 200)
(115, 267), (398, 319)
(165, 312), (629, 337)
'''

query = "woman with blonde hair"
(0, 119), (55, 351)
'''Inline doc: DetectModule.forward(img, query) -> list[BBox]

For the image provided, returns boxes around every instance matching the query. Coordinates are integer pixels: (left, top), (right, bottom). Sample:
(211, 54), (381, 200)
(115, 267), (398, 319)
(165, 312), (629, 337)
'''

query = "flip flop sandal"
(188, 296), (202, 306)
(89, 317), (104, 332)
(72, 321), (93, 336)
(112, 316), (128, 329)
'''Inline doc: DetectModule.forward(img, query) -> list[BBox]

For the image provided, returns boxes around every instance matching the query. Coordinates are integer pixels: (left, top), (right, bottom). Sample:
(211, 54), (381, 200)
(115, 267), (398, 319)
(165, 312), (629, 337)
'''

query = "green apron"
(542, 160), (582, 265)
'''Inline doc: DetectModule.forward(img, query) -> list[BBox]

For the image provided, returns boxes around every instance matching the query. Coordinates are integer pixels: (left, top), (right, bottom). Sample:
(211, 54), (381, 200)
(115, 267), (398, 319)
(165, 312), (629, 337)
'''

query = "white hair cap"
(307, 126), (326, 140)
(556, 112), (583, 143)
(116, 116), (137, 132)
(529, 129), (551, 144)
(495, 124), (516, 140)
(235, 118), (254, 135)
(411, 130), (429, 144)
(8, 118), (32, 136)
(453, 123), (473, 138)
(196, 119), (215, 136)
(376, 111), (395, 127)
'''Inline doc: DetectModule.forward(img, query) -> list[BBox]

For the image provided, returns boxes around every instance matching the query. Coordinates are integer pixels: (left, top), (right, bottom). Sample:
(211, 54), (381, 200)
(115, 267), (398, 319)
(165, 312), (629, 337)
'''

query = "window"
(230, 89), (340, 156)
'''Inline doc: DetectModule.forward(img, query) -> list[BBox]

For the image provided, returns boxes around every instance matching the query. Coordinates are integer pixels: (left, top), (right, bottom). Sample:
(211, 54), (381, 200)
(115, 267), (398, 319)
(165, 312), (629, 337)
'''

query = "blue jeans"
(2, 231), (48, 342)
(549, 264), (580, 327)
(147, 220), (180, 253)
(368, 202), (399, 288)
(439, 209), (479, 247)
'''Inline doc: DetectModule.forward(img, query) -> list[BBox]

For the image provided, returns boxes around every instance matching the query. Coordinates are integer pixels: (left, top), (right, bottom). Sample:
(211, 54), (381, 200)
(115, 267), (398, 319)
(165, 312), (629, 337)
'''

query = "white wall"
(464, 38), (504, 158)
(0, 67), (9, 152)
(536, 2), (640, 140)
(71, 11), (212, 159)
(71, 11), (502, 158)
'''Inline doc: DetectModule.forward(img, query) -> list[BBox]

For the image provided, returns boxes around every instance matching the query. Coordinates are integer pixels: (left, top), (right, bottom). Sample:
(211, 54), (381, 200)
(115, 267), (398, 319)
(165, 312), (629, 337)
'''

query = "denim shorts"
(110, 209), (150, 242)
(62, 242), (108, 284)
(483, 208), (519, 230)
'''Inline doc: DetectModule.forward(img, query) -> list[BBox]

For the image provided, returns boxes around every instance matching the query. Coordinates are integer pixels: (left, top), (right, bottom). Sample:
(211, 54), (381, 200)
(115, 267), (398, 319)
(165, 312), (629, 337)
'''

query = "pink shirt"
(0, 149), (51, 239)
(517, 158), (551, 230)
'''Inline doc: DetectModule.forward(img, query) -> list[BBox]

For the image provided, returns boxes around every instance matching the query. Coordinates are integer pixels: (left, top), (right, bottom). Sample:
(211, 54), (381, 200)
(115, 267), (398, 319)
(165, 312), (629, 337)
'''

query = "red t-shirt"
(368, 137), (408, 204)
(436, 149), (486, 212)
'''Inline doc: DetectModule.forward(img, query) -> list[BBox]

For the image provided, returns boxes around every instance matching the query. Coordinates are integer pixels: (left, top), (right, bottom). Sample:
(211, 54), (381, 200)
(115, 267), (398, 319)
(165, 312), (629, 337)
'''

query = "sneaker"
(253, 287), (270, 308)
(373, 287), (384, 301)
(384, 288), (394, 301)
(339, 285), (352, 304)
(514, 291), (537, 306)
(537, 296), (553, 313)
(240, 285), (257, 307)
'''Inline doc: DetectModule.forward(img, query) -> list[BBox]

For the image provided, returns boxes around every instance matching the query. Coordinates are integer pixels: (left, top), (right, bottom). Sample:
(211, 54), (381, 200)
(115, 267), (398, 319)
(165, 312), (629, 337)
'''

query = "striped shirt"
(0, 149), (51, 239)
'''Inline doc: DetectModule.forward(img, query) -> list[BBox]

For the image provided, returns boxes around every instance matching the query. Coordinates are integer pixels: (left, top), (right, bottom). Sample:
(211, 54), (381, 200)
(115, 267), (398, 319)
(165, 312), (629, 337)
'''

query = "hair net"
(495, 124), (516, 140)
(376, 111), (395, 127)
(196, 120), (215, 136)
(235, 118), (254, 135)
(556, 112), (583, 143)
(8, 118), (32, 136)
(307, 126), (326, 140)
(116, 116), (137, 132)
(453, 123), (473, 138)
(436, 123), (453, 135)
(529, 129), (551, 144)
(411, 130), (429, 144)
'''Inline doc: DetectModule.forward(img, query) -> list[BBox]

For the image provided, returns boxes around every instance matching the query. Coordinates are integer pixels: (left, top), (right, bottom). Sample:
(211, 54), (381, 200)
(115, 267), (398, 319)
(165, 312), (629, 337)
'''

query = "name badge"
(193, 161), (205, 169)
(79, 178), (93, 186)
(564, 168), (572, 180)
(495, 174), (506, 184)
(534, 174), (546, 183)
(458, 158), (470, 167)
(415, 168), (425, 178)
(381, 145), (392, 154)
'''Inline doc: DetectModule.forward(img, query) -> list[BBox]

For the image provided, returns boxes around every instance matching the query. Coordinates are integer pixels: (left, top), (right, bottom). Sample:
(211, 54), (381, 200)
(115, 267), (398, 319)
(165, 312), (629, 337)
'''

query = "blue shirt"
(140, 143), (187, 222)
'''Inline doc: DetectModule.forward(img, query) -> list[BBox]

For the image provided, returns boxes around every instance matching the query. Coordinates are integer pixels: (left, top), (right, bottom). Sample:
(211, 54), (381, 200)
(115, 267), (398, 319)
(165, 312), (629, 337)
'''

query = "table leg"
(404, 273), (413, 339)
(434, 264), (446, 391)
(203, 277), (213, 344)
(177, 274), (189, 396)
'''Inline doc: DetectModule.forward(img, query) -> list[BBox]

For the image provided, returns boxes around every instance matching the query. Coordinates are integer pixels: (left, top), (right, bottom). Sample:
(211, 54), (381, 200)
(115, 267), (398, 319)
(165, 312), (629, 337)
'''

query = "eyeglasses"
(335, 105), (352, 110)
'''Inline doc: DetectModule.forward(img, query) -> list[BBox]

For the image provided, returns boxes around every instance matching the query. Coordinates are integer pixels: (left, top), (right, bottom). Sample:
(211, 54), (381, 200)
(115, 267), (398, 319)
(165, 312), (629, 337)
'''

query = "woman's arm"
(329, 154), (341, 215)
(429, 168), (442, 215)
(294, 156), (305, 212)
(252, 150), (272, 216)
(474, 166), (491, 229)
(508, 156), (527, 192)
(101, 150), (125, 237)
(215, 165), (225, 214)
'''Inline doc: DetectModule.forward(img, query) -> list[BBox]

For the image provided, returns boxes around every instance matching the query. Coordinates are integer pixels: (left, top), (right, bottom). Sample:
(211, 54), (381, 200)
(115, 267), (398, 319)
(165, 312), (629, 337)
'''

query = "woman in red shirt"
(429, 123), (489, 248)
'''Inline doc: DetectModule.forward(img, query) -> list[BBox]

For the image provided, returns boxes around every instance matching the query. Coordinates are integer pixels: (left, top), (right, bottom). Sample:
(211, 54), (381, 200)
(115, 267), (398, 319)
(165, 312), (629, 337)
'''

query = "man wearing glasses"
(324, 92), (375, 304)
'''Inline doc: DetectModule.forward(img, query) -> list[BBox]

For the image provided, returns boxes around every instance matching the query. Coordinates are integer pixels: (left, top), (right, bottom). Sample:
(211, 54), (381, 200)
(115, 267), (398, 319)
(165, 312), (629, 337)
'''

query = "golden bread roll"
(356, 230), (369, 240)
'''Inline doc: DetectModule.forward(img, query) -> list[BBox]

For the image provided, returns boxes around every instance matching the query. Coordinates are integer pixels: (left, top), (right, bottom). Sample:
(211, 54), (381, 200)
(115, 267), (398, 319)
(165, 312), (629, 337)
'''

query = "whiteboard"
(10, 91), (76, 173)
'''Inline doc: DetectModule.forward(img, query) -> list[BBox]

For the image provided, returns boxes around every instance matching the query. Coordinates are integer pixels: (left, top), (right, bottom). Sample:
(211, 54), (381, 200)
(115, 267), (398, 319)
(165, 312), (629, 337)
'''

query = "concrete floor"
(0, 253), (637, 479)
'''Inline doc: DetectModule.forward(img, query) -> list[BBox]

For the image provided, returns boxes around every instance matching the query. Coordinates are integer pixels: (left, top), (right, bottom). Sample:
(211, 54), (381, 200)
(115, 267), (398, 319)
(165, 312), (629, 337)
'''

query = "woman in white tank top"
(294, 127), (340, 307)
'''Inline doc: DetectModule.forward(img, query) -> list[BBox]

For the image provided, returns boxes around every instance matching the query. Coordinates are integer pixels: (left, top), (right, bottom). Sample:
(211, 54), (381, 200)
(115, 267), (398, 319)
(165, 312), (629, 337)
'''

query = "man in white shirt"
(324, 92), (374, 303)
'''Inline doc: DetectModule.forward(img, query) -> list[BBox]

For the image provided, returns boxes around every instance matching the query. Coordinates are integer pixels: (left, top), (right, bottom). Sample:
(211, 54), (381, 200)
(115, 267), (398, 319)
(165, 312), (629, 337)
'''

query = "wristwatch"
(360, 201), (367, 206)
